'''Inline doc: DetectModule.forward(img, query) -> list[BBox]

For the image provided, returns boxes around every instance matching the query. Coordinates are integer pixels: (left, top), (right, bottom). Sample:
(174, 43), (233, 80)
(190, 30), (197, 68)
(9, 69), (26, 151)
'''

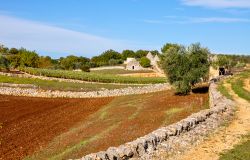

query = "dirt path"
(244, 78), (250, 92)
(175, 82), (250, 160)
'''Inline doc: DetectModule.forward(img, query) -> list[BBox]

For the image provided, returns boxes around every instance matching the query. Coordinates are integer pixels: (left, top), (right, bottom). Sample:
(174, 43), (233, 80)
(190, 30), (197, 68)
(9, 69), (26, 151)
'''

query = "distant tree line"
(0, 43), (161, 71)
(0, 44), (91, 72)
(212, 54), (250, 70)
(91, 49), (159, 67)
(1, 43), (249, 94)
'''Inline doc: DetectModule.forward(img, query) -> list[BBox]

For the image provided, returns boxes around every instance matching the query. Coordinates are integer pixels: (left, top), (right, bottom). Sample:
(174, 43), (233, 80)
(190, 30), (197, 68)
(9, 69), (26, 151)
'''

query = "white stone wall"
(0, 83), (171, 98)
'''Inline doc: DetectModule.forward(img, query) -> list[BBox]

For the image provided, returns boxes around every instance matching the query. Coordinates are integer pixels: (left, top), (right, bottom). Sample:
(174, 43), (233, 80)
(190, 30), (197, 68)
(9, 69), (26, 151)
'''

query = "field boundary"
(80, 77), (235, 160)
(0, 83), (171, 98)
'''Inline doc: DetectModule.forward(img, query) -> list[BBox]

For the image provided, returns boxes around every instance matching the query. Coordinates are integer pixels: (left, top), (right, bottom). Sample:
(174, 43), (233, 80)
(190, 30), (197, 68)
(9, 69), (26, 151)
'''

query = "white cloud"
(182, 0), (250, 8)
(0, 15), (133, 58)
(186, 17), (250, 23)
(145, 16), (250, 24)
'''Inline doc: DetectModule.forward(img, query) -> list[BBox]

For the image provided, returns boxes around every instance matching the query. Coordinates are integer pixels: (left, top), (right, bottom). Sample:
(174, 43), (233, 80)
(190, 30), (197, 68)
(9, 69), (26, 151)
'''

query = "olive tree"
(0, 54), (10, 71)
(161, 43), (210, 94)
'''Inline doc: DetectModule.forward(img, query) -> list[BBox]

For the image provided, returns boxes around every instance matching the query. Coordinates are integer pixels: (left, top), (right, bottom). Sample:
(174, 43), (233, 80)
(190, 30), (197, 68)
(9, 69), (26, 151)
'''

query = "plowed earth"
(0, 96), (113, 160)
(0, 90), (208, 160)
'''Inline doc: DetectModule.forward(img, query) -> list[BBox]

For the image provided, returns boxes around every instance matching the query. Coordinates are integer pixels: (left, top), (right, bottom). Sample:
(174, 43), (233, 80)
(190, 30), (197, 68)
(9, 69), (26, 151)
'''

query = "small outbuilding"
(146, 52), (160, 66)
(125, 58), (143, 70)
(124, 52), (162, 71)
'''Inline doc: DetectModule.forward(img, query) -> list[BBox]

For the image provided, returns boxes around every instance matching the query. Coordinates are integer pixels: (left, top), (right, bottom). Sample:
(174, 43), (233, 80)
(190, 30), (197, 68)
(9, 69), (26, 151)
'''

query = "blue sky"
(0, 0), (250, 58)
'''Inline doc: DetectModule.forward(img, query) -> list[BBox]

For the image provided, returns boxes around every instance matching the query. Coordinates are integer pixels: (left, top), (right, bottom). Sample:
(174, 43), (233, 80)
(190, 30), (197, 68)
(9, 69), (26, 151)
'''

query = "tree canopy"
(161, 43), (210, 94)
(19, 48), (39, 68)
(135, 50), (149, 59)
(161, 43), (180, 54)
(38, 56), (53, 69)
(91, 49), (122, 66)
(140, 57), (151, 68)
(214, 55), (237, 70)
(121, 50), (135, 60)
(0, 54), (9, 71)
(60, 55), (90, 70)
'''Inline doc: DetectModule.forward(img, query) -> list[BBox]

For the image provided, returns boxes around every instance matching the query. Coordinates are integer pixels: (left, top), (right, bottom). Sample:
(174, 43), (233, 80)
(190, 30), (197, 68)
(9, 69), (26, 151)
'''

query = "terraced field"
(0, 90), (208, 160)
(0, 74), (142, 92)
(19, 68), (166, 84)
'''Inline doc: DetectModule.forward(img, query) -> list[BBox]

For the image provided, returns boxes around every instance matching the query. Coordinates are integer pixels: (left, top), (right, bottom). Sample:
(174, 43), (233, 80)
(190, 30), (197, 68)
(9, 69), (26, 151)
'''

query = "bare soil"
(0, 95), (113, 160)
(0, 90), (208, 160)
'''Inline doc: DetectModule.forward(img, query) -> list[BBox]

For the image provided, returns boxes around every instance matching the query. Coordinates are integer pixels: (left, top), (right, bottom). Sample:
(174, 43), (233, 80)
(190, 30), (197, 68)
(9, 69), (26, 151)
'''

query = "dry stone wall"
(78, 80), (235, 160)
(0, 72), (171, 98)
(0, 83), (170, 98)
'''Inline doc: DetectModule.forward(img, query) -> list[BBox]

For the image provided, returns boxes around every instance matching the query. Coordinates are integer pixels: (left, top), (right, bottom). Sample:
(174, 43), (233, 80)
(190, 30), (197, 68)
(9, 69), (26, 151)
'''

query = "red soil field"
(0, 95), (113, 160)
(0, 90), (208, 160)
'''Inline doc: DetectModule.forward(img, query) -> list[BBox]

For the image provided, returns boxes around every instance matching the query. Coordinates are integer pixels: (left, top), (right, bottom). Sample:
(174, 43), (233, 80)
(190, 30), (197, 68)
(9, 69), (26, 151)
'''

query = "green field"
(91, 69), (154, 75)
(231, 70), (250, 101)
(0, 75), (142, 92)
(20, 67), (166, 84)
(217, 81), (232, 100)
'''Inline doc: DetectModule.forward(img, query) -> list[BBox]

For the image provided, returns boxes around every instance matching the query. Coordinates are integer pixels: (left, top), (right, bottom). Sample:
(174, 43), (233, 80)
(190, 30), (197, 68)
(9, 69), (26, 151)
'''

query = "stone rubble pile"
(78, 82), (235, 160)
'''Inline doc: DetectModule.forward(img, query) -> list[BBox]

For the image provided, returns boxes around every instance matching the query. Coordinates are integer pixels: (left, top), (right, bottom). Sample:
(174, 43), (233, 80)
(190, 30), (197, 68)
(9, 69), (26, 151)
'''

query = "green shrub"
(80, 64), (90, 72)
(0, 54), (9, 71)
(140, 57), (151, 68)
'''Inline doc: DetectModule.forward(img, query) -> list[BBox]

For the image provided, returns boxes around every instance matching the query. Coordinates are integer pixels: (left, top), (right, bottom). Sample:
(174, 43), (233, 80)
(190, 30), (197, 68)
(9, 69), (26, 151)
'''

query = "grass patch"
(25, 123), (120, 160)
(231, 79), (250, 101)
(0, 75), (140, 92)
(217, 82), (233, 100)
(165, 107), (185, 116)
(49, 123), (120, 160)
(238, 69), (250, 79)
(163, 107), (187, 125)
(220, 134), (250, 160)
(20, 67), (166, 84)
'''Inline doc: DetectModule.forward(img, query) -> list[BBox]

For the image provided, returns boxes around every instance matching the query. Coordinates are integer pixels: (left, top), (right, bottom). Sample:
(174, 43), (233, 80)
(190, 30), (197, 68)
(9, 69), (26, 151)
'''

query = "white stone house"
(124, 52), (161, 71)
(125, 58), (143, 70)
(146, 52), (160, 66)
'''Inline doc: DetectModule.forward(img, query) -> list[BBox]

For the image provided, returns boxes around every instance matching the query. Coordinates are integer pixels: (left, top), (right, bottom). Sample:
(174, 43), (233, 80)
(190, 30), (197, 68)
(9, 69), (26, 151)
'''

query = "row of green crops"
(20, 67), (167, 84)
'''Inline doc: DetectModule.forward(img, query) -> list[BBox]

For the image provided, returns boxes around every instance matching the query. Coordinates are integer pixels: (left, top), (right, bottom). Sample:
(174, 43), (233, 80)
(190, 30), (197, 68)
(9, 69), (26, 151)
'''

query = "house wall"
(126, 62), (143, 70)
